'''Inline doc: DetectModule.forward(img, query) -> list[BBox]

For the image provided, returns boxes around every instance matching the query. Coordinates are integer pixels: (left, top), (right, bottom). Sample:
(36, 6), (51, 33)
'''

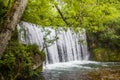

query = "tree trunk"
(0, 0), (28, 58)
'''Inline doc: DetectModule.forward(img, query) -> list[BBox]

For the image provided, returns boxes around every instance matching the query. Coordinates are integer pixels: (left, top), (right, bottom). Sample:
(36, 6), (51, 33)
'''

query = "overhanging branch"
(54, 4), (69, 26)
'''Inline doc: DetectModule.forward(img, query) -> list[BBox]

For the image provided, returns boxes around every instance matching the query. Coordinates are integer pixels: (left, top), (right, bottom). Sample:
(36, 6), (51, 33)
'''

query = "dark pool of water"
(30, 61), (120, 80)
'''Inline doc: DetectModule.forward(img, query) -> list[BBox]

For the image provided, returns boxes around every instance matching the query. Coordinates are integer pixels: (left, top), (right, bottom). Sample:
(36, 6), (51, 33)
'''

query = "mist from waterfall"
(17, 21), (89, 64)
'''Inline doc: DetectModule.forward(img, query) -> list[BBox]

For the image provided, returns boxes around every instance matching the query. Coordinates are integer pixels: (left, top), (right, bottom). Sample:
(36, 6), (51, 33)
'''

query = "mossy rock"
(0, 41), (45, 80)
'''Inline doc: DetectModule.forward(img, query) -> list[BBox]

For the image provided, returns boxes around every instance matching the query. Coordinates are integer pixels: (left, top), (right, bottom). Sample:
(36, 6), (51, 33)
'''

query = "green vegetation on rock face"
(92, 47), (120, 61)
(0, 29), (46, 80)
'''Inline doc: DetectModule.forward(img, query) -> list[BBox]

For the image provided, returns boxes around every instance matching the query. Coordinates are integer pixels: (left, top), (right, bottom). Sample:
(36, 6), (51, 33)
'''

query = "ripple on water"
(34, 61), (120, 80)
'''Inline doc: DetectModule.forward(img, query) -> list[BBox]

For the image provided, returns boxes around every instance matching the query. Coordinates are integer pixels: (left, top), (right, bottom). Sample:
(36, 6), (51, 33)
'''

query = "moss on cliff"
(92, 47), (120, 62)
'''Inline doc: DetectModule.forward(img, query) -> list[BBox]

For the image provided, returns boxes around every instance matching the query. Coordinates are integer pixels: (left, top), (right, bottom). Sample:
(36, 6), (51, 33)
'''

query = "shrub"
(0, 41), (45, 80)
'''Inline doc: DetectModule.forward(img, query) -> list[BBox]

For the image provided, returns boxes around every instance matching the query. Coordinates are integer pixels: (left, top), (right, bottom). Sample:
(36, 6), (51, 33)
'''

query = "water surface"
(38, 61), (120, 80)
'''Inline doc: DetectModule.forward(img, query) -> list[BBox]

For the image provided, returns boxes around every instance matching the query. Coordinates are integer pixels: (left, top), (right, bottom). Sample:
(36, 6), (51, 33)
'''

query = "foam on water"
(43, 61), (100, 70)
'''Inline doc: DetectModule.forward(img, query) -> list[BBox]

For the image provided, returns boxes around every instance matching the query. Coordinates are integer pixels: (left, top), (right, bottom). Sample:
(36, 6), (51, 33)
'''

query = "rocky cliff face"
(32, 54), (43, 70)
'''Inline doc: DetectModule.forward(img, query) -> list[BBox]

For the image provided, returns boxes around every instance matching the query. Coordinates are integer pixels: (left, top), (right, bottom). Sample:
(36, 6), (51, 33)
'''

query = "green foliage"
(0, 0), (14, 27)
(22, 0), (63, 27)
(27, 44), (46, 61)
(93, 47), (120, 62)
(22, 0), (120, 33)
(22, 0), (120, 29)
(0, 40), (45, 80)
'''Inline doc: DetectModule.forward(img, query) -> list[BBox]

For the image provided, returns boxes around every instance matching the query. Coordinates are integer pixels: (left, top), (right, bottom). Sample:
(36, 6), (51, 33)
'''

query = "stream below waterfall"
(30, 61), (120, 80)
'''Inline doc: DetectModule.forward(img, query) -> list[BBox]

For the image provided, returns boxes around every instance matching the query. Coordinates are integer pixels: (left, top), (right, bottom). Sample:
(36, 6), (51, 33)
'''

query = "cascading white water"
(17, 21), (89, 64)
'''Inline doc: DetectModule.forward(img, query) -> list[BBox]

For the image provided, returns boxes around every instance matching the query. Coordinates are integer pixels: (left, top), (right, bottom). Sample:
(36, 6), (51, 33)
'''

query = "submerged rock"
(86, 67), (120, 80)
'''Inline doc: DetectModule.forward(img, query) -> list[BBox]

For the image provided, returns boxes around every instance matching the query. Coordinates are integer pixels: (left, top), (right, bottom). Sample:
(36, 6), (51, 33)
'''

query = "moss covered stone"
(0, 40), (45, 80)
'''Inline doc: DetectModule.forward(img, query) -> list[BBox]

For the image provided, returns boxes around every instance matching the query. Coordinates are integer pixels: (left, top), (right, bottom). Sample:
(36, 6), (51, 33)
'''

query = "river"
(30, 61), (120, 80)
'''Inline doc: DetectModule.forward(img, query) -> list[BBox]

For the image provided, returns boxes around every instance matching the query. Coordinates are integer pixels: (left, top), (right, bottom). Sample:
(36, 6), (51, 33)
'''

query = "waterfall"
(17, 21), (89, 64)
